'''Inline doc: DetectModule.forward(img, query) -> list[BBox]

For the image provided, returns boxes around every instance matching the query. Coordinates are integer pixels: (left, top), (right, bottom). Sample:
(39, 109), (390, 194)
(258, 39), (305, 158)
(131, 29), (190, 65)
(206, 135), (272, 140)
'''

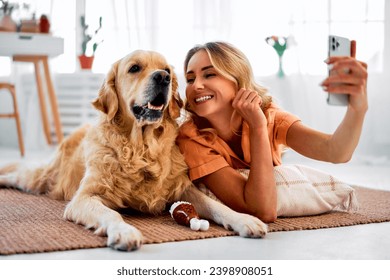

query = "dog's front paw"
(225, 213), (268, 238)
(106, 222), (144, 251)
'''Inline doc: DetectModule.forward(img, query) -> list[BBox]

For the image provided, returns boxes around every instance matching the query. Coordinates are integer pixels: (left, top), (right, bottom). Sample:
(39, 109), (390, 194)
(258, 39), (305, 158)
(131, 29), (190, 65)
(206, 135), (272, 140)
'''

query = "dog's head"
(92, 50), (183, 126)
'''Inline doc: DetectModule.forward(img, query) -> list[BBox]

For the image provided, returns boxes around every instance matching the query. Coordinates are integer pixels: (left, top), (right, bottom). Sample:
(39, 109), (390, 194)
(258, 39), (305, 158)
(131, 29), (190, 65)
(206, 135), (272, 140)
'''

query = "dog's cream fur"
(0, 50), (267, 251)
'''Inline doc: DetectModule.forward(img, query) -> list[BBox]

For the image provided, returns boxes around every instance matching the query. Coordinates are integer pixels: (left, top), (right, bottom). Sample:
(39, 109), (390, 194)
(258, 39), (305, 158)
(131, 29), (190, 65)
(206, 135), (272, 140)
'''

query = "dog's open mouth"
(132, 92), (167, 123)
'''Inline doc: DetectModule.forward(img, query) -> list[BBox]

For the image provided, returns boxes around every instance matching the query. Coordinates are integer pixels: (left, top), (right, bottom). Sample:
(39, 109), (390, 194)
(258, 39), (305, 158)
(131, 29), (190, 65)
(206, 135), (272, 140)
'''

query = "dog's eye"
(164, 68), (171, 74)
(129, 65), (141, 73)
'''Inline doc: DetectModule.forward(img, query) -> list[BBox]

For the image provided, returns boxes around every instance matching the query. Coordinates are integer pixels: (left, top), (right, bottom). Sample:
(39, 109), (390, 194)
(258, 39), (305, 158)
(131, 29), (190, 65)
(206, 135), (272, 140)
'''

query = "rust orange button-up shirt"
(176, 103), (301, 181)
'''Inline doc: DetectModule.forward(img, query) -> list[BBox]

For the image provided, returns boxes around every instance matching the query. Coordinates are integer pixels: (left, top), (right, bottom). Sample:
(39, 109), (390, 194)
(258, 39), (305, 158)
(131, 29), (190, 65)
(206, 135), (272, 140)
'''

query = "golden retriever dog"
(0, 50), (267, 251)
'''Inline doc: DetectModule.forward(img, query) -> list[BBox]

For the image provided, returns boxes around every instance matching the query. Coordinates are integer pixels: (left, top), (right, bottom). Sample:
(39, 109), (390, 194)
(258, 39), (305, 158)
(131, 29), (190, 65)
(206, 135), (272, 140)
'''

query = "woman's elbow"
(330, 152), (353, 164)
(262, 212), (277, 223)
(328, 141), (356, 163)
(249, 197), (277, 223)
(254, 209), (277, 223)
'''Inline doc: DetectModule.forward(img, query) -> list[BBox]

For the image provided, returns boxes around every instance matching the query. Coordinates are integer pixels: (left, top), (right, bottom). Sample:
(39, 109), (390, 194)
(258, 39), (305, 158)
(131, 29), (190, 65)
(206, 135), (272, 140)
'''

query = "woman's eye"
(129, 65), (141, 73)
(205, 73), (216, 78)
(186, 78), (195, 84)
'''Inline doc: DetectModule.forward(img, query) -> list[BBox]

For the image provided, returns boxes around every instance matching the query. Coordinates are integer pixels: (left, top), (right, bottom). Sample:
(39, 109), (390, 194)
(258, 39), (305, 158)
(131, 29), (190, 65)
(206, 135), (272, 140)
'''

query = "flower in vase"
(265, 36), (288, 57)
(265, 36), (290, 77)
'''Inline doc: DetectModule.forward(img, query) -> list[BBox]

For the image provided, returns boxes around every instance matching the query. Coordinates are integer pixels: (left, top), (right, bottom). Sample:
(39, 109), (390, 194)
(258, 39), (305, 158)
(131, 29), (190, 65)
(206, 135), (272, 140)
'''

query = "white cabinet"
(0, 32), (64, 57)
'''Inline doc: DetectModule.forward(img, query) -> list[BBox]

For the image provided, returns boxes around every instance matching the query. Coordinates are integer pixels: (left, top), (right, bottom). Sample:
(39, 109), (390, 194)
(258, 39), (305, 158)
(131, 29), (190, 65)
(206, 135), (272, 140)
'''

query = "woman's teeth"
(195, 96), (212, 103)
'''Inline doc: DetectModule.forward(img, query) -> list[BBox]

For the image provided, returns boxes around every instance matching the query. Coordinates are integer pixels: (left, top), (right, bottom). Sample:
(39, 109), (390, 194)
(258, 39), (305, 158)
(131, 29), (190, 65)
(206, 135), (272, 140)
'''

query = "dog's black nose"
(153, 71), (170, 86)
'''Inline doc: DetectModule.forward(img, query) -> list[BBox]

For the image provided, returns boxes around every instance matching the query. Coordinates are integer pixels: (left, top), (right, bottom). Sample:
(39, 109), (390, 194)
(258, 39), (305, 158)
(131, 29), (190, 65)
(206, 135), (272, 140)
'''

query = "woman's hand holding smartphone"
(326, 35), (352, 106)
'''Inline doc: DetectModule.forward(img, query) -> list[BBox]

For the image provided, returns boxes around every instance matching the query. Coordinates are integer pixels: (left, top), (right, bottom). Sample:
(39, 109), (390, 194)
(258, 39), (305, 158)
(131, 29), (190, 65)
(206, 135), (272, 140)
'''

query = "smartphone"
(327, 35), (351, 106)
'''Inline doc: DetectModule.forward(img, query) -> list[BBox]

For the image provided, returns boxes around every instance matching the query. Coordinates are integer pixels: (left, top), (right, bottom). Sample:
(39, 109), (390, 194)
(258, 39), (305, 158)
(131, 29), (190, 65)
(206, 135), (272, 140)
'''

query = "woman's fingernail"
(327, 64), (334, 70)
(324, 58), (330, 63)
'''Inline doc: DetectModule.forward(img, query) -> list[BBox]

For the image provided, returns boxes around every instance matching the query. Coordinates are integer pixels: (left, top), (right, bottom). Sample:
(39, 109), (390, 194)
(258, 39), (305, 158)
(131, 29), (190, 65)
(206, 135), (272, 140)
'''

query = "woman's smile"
(195, 95), (214, 104)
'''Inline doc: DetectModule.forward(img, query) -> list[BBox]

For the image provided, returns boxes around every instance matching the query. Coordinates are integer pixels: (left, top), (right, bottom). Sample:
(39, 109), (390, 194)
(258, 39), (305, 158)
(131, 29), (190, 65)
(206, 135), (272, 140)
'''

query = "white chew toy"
(189, 218), (210, 231)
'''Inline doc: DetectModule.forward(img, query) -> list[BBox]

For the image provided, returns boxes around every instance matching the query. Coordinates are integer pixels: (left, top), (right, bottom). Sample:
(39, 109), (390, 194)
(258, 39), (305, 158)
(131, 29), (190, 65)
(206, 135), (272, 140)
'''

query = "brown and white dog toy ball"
(169, 201), (209, 231)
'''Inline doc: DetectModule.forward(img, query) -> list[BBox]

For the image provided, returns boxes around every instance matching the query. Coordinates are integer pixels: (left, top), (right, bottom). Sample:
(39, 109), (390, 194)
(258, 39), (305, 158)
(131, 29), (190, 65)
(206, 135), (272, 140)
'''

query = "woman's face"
(185, 50), (237, 119)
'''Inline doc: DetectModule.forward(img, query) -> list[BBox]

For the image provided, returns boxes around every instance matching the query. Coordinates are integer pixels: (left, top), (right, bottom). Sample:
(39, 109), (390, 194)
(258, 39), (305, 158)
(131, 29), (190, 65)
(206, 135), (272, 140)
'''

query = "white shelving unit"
(54, 72), (104, 137)
(5, 72), (104, 148)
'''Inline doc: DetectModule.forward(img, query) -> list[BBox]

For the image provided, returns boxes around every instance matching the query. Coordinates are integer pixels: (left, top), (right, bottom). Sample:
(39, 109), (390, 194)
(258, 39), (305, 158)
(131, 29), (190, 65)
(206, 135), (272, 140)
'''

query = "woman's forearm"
(328, 106), (367, 163)
(244, 126), (277, 222)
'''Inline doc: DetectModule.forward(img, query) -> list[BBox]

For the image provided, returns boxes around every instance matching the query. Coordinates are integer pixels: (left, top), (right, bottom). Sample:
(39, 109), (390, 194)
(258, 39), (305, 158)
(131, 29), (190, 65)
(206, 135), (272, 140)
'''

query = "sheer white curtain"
(1, 0), (384, 76)
(81, 0), (384, 76)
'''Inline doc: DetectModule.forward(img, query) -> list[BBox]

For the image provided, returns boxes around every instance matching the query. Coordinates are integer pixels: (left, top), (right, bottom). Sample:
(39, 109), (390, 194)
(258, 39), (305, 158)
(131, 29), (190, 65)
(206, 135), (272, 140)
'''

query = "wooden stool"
(0, 82), (25, 157)
(13, 55), (64, 145)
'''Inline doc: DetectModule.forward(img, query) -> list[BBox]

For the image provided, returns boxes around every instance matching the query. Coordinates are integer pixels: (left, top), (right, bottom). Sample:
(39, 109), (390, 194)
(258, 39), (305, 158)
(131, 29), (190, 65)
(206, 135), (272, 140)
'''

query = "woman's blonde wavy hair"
(183, 41), (272, 134)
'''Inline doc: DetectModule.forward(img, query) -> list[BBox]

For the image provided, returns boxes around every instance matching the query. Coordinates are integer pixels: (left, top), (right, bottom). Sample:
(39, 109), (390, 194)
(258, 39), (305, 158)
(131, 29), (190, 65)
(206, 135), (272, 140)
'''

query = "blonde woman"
(176, 41), (368, 222)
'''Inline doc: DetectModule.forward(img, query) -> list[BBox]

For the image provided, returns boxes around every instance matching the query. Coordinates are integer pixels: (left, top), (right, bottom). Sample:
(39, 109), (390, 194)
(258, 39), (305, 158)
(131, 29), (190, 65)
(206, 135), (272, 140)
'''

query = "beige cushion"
(198, 164), (359, 217)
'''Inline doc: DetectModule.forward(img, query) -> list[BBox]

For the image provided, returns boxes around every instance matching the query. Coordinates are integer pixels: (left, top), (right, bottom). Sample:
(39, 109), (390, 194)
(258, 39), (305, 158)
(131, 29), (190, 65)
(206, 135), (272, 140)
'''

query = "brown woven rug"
(1, 186), (390, 255)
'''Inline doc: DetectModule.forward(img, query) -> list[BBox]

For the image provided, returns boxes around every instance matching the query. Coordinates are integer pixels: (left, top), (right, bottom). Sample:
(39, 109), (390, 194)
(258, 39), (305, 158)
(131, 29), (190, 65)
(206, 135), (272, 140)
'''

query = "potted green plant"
(78, 15), (103, 70)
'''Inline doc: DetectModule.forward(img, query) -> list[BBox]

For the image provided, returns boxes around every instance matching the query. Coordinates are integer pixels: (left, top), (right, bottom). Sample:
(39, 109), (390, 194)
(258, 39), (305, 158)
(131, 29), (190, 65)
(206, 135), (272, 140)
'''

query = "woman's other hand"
(232, 88), (267, 129)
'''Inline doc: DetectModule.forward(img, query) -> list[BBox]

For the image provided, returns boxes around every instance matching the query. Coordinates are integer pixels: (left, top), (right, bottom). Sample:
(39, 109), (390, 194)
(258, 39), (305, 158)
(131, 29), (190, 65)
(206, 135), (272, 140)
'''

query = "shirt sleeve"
(177, 122), (230, 181)
(274, 110), (301, 145)
(266, 105), (301, 165)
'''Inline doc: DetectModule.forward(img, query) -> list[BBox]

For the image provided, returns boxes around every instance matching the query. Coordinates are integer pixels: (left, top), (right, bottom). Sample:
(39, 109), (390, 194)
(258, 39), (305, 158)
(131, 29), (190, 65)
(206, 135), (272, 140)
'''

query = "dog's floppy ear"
(168, 71), (183, 119)
(92, 61), (119, 121)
